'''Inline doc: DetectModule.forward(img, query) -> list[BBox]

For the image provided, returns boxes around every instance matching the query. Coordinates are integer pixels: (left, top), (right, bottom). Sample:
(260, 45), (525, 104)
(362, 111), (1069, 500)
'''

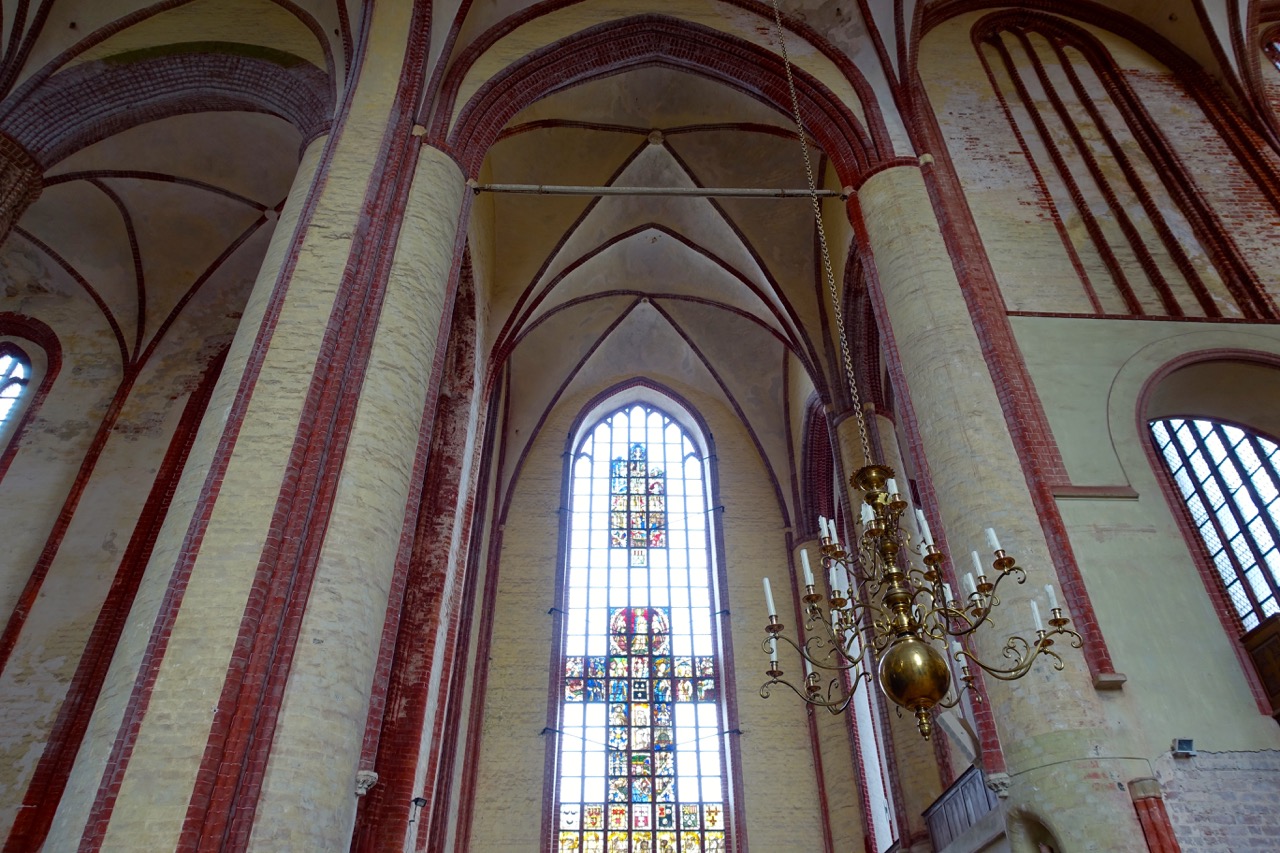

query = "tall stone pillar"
(246, 143), (467, 851)
(853, 165), (1146, 851)
(41, 2), (467, 850)
(42, 127), (332, 852)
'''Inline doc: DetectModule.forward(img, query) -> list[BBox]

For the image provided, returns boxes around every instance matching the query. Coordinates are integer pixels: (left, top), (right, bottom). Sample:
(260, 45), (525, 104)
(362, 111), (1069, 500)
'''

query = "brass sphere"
(877, 636), (951, 713)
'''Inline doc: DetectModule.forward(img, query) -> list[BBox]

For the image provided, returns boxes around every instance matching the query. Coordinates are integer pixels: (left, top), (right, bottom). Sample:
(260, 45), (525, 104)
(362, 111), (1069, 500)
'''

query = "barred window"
(1150, 417), (1280, 630)
(553, 404), (732, 853)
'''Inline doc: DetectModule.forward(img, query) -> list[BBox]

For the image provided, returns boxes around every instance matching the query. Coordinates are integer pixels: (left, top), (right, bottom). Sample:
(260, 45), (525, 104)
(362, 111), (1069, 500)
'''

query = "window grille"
(1151, 417), (1280, 630)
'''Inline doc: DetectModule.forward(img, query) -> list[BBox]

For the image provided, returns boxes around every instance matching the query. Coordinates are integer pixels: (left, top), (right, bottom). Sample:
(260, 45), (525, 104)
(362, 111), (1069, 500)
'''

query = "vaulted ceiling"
(0, 0), (1275, 531)
(0, 0), (345, 387)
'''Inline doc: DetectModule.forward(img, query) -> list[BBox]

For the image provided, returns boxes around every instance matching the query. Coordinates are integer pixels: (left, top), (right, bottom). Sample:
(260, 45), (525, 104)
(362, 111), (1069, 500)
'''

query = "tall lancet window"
(1151, 417), (1280, 630)
(554, 404), (731, 853)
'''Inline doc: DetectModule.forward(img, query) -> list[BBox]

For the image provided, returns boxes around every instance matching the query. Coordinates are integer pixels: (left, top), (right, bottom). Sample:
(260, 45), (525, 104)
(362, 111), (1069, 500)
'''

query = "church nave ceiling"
(473, 65), (842, 531)
(0, 0), (344, 395)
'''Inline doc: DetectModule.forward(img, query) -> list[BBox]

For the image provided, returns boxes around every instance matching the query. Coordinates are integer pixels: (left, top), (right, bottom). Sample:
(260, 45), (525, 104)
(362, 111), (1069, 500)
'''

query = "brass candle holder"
(760, 465), (1084, 739)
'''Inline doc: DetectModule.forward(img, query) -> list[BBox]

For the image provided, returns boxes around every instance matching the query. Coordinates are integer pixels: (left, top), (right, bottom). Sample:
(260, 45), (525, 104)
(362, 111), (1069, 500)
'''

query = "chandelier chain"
(768, 0), (872, 465)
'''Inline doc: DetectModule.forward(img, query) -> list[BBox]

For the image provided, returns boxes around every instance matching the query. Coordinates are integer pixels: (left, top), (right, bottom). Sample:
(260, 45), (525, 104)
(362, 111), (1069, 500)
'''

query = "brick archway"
(439, 14), (893, 183)
(1, 51), (334, 166)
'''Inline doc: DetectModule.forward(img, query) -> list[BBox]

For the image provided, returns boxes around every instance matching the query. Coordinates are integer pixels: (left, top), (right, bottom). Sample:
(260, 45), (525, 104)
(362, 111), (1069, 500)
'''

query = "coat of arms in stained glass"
(558, 607), (725, 853)
(609, 444), (666, 565)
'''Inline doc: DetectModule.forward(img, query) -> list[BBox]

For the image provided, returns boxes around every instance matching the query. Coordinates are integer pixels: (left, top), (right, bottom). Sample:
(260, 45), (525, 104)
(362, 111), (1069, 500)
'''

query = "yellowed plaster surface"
(1013, 315), (1280, 756)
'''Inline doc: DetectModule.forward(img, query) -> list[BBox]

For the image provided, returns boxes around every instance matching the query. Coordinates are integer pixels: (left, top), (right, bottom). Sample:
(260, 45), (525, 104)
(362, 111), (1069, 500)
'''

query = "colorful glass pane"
(557, 406), (729, 853)
(559, 607), (725, 852)
(607, 443), (668, 566)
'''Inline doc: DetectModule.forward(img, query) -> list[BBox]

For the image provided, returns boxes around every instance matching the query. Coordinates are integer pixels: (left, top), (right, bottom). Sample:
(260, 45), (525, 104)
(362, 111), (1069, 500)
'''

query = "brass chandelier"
(758, 0), (1083, 740)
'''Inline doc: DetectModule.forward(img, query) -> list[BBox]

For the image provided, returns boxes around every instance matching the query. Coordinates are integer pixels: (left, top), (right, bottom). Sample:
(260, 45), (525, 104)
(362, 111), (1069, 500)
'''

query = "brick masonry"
(1156, 751), (1280, 853)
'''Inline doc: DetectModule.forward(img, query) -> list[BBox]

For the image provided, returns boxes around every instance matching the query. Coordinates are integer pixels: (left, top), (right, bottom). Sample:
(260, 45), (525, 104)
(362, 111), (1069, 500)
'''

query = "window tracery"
(554, 404), (729, 853)
(1151, 417), (1280, 630)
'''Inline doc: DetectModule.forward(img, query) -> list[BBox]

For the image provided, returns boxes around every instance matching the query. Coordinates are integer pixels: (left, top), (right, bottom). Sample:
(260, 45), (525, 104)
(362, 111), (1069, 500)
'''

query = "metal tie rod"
(469, 181), (847, 200)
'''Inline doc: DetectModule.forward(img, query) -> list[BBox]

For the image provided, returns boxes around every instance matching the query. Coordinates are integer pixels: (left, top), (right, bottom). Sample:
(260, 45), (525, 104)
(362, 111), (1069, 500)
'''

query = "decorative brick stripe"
(177, 5), (451, 849)
(801, 400), (836, 541)
(1128, 777), (1182, 852)
(2, 52), (331, 167)
(427, 382), (503, 853)
(351, 256), (480, 851)
(3, 350), (226, 853)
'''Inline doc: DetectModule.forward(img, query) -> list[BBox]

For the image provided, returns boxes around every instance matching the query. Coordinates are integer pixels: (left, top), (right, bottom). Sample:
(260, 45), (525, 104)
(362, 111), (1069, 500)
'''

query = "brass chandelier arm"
(916, 558), (1027, 638)
(759, 669), (874, 715)
(765, 621), (869, 674)
(958, 620), (1085, 682)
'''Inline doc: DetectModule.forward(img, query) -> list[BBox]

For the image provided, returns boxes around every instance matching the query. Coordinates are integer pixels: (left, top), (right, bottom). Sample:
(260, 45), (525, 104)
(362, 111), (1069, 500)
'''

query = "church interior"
(0, 0), (1278, 850)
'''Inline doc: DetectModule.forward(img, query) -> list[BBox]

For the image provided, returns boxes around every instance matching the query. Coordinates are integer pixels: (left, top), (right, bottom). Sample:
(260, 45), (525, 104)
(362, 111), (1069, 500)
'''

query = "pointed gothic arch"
(548, 398), (736, 851)
(438, 13), (894, 181)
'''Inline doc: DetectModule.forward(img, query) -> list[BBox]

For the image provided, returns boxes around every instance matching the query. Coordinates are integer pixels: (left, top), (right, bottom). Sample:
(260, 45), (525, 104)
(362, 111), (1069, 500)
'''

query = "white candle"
(861, 503), (874, 526)
(942, 582), (954, 604)
(1045, 583), (1059, 610)
(800, 549), (814, 586)
(817, 515), (827, 539)
(985, 527), (1001, 552)
(971, 550), (984, 575)
(763, 577), (776, 616)
(829, 563), (841, 593)
(950, 640), (963, 659)
(1031, 599), (1043, 631)
(914, 509), (933, 546)
(803, 656), (814, 677)
(887, 478), (899, 496)
(963, 572), (977, 598)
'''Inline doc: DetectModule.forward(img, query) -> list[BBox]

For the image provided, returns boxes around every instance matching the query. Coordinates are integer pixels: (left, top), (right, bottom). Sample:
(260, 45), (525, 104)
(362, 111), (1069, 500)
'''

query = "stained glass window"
(609, 443), (667, 567)
(555, 405), (730, 853)
(1151, 417), (1280, 630)
(0, 347), (30, 428)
